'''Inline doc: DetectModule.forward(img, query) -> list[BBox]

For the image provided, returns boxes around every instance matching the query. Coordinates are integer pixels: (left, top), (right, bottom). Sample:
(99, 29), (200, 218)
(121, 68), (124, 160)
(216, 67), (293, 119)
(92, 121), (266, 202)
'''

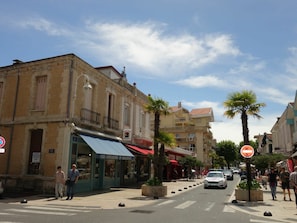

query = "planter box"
(141, 184), (167, 197)
(235, 189), (263, 201)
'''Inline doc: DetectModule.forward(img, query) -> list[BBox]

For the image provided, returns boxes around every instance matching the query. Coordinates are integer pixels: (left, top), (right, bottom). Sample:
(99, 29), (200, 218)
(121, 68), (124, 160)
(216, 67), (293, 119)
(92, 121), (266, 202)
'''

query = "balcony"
(103, 116), (119, 130)
(80, 108), (101, 125)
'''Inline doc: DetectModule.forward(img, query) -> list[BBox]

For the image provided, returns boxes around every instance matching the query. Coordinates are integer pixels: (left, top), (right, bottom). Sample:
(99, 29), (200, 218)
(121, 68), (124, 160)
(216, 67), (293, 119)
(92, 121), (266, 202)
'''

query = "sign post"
(240, 145), (254, 202)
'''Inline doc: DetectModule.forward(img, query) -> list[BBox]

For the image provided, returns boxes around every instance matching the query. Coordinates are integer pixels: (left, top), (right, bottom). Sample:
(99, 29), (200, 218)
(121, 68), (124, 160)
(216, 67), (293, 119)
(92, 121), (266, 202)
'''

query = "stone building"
(0, 54), (152, 194)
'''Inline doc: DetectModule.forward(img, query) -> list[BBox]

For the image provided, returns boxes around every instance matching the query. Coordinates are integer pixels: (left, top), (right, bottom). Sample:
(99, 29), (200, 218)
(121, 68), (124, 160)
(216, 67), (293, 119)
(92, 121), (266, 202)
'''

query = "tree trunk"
(241, 112), (249, 144)
(153, 112), (160, 179)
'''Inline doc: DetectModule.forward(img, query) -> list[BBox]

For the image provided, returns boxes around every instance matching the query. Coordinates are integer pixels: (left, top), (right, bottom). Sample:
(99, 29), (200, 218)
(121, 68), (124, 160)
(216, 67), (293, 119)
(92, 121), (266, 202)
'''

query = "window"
(189, 144), (196, 151)
(139, 111), (145, 132)
(34, 76), (47, 110)
(107, 93), (115, 128)
(124, 103), (130, 126)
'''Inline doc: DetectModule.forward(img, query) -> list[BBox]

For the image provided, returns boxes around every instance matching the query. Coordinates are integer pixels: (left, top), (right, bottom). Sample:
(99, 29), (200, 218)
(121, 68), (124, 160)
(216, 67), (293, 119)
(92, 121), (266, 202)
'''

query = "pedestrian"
(279, 167), (292, 201)
(290, 166), (297, 208)
(66, 163), (79, 200)
(55, 166), (65, 199)
(268, 168), (278, 200)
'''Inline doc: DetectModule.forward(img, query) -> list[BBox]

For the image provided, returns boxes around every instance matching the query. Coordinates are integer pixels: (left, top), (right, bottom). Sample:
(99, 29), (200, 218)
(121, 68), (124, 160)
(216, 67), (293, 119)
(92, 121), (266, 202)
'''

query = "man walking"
(290, 166), (297, 207)
(66, 164), (79, 200)
(268, 168), (278, 200)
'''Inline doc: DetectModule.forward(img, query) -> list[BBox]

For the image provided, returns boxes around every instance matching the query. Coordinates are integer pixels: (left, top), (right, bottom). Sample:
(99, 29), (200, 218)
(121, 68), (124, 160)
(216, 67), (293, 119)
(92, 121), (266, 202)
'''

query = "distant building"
(158, 102), (215, 166)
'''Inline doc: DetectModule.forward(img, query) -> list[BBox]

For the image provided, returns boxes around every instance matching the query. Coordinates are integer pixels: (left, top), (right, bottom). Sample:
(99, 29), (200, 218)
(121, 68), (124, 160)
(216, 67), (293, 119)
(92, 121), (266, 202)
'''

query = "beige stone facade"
(0, 54), (152, 194)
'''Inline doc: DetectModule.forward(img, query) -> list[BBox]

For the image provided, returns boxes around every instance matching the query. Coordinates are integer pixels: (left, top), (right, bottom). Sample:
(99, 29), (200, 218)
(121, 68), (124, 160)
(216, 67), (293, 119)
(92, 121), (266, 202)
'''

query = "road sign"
(0, 148), (5, 153)
(0, 136), (6, 148)
(240, 145), (254, 158)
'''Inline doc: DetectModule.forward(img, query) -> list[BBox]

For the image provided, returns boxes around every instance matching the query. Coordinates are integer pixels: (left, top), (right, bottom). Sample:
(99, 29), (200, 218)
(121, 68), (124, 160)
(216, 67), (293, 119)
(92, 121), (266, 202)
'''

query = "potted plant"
(141, 177), (167, 197)
(235, 179), (263, 201)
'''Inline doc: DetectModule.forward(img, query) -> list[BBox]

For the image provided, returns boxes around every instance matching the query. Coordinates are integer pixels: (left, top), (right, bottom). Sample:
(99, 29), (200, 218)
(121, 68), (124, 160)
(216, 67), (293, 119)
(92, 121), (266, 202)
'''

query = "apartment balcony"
(103, 116), (119, 130)
(80, 108), (101, 125)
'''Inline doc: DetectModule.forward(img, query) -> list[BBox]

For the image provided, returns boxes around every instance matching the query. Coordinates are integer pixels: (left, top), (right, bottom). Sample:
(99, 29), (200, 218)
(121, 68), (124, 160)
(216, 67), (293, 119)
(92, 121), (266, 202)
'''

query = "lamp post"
(71, 74), (92, 119)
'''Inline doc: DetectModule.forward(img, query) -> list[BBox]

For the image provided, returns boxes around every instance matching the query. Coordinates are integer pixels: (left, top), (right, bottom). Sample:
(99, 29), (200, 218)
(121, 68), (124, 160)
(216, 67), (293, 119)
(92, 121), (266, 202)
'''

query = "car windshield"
(207, 172), (223, 177)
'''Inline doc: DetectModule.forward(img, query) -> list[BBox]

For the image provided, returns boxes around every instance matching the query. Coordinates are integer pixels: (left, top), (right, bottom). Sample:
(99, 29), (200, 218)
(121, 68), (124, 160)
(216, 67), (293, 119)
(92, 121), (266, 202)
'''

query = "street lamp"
(71, 74), (92, 118)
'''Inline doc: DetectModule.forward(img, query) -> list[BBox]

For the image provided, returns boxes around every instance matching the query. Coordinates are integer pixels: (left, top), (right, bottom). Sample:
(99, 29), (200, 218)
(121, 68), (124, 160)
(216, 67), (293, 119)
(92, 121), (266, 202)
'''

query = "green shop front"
(69, 131), (134, 193)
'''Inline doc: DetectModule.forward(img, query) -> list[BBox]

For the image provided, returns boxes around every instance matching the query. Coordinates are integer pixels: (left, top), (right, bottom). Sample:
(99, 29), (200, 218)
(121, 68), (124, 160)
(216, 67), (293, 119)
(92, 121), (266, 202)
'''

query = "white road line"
(174, 201), (196, 209)
(0, 221), (23, 223)
(205, 202), (215, 211)
(155, 200), (175, 206)
(24, 205), (90, 212)
(250, 219), (276, 223)
(0, 213), (16, 215)
(6, 209), (76, 216)
(223, 205), (235, 213)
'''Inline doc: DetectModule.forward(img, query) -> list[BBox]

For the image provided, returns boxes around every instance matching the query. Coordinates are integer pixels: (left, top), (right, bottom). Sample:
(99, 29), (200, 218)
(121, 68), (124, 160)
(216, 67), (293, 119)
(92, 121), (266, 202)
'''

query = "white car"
(204, 171), (227, 189)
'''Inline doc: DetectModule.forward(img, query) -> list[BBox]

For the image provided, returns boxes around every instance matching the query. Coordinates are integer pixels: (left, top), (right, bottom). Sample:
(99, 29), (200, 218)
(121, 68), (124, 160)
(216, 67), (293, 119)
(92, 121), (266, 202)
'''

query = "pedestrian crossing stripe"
(174, 201), (196, 209)
(5, 208), (76, 216)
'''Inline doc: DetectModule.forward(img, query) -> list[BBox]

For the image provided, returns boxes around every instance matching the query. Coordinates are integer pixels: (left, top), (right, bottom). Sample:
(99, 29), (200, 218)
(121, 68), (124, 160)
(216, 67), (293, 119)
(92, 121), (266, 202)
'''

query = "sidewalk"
(2, 178), (297, 222)
(229, 184), (297, 222)
(2, 179), (204, 209)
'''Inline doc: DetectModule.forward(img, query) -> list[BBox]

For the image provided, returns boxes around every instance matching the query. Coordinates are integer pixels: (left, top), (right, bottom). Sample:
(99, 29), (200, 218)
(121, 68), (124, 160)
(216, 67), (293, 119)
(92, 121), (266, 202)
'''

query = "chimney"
(178, 102), (181, 108)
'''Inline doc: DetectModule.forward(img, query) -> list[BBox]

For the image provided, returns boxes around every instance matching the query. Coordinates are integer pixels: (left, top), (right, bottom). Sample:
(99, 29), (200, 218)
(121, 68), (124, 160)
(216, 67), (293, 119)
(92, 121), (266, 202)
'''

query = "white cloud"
(79, 21), (241, 77)
(17, 16), (71, 36)
(212, 113), (277, 145)
(174, 75), (226, 88)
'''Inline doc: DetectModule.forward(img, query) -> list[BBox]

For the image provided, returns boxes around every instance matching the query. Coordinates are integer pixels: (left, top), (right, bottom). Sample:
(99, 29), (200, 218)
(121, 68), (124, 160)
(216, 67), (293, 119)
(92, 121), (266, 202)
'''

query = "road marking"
(250, 219), (276, 223)
(0, 221), (23, 223)
(155, 200), (175, 206)
(25, 205), (90, 212)
(223, 205), (235, 213)
(205, 202), (215, 211)
(174, 201), (196, 209)
(6, 209), (76, 216)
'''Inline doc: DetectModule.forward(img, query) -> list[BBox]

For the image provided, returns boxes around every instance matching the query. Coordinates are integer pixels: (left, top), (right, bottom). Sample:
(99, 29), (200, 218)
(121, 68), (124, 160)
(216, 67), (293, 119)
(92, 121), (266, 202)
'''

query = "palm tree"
(223, 90), (265, 201)
(145, 95), (171, 183)
(223, 90), (266, 144)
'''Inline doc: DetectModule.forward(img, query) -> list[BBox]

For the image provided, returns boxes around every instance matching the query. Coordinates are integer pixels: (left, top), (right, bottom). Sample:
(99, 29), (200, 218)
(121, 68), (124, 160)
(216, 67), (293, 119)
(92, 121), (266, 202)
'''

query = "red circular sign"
(0, 136), (5, 148)
(240, 145), (254, 158)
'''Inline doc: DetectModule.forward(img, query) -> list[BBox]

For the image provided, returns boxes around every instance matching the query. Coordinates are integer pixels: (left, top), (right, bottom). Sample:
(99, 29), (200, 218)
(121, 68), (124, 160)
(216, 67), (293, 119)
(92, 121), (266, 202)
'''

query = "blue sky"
(1, 0), (297, 144)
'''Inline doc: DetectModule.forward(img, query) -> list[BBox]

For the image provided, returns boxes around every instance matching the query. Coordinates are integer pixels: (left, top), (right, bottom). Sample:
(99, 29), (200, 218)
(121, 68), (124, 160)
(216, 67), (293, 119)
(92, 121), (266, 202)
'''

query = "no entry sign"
(0, 136), (6, 148)
(240, 145), (254, 158)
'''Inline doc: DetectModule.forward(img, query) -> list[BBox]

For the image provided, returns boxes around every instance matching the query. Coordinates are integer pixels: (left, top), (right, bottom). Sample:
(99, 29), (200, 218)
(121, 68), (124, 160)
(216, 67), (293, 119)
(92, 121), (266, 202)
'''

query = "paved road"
(1, 176), (297, 222)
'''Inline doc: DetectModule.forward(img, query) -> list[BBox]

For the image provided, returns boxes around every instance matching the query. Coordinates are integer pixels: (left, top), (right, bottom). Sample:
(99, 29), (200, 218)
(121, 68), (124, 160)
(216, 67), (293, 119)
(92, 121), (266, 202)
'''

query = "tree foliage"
(223, 90), (266, 144)
(216, 140), (237, 168)
(252, 153), (287, 173)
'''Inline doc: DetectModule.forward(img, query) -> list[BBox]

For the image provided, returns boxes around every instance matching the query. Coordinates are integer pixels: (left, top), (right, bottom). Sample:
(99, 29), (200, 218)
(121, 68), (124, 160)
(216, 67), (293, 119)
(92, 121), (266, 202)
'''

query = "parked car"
(232, 168), (240, 174)
(223, 169), (234, 180)
(204, 171), (227, 189)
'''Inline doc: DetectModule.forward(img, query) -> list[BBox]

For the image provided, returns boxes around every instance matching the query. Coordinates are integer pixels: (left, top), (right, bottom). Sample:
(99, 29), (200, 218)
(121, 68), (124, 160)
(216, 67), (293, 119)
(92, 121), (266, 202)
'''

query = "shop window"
(105, 160), (116, 178)
(76, 144), (92, 180)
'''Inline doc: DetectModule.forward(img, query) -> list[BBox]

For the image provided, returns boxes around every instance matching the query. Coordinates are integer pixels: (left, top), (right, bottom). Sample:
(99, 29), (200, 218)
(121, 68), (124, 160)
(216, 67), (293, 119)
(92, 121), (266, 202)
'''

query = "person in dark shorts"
(280, 167), (292, 201)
